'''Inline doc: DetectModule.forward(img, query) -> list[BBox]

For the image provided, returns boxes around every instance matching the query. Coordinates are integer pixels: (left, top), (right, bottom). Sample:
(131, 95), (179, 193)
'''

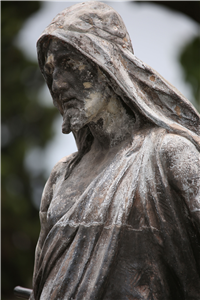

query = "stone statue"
(30, 2), (200, 299)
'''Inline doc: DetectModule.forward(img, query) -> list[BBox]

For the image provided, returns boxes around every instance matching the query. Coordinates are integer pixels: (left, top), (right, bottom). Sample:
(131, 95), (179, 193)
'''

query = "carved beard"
(62, 112), (71, 134)
(62, 107), (87, 134)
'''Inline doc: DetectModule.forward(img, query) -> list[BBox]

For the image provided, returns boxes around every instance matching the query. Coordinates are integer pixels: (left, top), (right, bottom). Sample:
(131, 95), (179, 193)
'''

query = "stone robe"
(33, 3), (200, 299)
(30, 127), (200, 300)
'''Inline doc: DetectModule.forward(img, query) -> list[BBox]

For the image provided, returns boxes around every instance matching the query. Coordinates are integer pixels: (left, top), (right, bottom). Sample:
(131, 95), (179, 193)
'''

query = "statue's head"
(37, 1), (200, 152)
(43, 37), (128, 135)
(38, 1), (137, 136)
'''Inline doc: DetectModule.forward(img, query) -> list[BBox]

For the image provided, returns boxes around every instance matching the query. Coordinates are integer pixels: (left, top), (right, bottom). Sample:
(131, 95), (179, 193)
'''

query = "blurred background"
(1, 1), (200, 299)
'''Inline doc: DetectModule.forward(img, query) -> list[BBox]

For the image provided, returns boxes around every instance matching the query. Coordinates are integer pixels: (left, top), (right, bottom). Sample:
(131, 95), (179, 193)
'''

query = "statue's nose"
(52, 73), (69, 93)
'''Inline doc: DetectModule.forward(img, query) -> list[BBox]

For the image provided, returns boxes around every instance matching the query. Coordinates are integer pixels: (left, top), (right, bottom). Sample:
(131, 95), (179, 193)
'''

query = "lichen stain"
(85, 91), (104, 118)
(46, 53), (54, 64)
(150, 76), (155, 82)
(78, 64), (86, 71)
(88, 17), (94, 25)
(83, 82), (92, 89)
(94, 48), (100, 55)
(107, 95), (120, 114)
(175, 105), (181, 116)
(120, 57), (127, 68)
(98, 196), (105, 204)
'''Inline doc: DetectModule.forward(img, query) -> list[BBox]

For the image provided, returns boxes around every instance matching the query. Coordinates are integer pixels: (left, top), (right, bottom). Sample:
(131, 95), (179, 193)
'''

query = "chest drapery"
(32, 128), (200, 300)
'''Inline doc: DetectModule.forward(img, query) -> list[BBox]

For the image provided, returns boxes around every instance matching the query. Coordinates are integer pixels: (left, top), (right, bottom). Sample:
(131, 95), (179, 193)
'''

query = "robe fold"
(31, 128), (200, 300)
(33, 3), (200, 298)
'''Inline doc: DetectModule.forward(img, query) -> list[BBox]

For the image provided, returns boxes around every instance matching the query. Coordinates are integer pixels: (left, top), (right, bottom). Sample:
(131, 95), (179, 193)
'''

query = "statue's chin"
(62, 118), (82, 134)
(62, 111), (87, 134)
(62, 127), (71, 134)
(62, 117), (71, 134)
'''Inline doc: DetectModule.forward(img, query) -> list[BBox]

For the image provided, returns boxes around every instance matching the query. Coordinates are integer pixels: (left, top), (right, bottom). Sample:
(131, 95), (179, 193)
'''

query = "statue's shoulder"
(160, 133), (199, 157)
(159, 133), (199, 184)
(57, 153), (77, 164)
(40, 152), (77, 212)
(49, 152), (77, 179)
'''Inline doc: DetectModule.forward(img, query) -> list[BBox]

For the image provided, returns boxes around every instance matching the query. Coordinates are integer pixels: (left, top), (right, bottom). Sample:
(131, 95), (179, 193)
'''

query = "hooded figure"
(30, 2), (200, 300)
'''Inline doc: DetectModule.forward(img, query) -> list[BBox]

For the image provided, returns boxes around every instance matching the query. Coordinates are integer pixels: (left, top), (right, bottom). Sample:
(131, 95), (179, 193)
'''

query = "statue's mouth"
(63, 98), (82, 109)
(63, 97), (77, 103)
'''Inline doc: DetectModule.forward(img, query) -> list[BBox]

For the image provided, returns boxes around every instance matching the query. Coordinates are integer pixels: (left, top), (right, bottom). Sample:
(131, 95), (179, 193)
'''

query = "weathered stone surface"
(30, 2), (200, 299)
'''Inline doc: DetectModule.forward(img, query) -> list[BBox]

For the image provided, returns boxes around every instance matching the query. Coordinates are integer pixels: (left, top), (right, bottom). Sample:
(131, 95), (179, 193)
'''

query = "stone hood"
(37, 1), (200, 150)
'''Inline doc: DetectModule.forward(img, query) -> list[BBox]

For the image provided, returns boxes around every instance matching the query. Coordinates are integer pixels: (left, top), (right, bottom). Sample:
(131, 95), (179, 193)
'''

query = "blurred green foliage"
(180, 36), (200, 111)
(151, 1), (200, 24)
(1, 2), (57, 299)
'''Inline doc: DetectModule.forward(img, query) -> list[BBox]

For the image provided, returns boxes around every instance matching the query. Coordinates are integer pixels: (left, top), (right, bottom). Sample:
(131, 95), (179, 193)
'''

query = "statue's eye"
(61, 58), (79, 71)
(61, 58), (70, 69)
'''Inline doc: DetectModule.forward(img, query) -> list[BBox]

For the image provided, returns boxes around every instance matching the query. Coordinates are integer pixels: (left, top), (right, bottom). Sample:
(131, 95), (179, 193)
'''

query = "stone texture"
(30, 2), (200, 299)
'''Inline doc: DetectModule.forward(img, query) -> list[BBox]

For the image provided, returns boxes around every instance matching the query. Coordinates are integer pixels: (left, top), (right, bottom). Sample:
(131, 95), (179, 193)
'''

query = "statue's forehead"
(47, 38), (69, 52)
(45, 38), (93, 67)
(46, 38), (83, 57)
(45, 39), (72, 64)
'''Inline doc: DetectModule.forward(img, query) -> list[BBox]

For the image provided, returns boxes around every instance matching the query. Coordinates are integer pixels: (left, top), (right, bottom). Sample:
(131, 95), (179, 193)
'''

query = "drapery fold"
(32, 128), (200, 299)
(33, 3), (200, 299)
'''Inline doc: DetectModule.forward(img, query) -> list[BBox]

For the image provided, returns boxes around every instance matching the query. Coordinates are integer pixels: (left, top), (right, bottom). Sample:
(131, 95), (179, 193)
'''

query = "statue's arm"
(32, 177), (54, 282)
(29, 156), (72, 299)
(160, 134), (200, 225)
(29, 177), (54, 299)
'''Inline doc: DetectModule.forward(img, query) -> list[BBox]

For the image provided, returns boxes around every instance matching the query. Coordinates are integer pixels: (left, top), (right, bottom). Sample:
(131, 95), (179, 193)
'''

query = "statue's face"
(44, 38), (111, 134)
